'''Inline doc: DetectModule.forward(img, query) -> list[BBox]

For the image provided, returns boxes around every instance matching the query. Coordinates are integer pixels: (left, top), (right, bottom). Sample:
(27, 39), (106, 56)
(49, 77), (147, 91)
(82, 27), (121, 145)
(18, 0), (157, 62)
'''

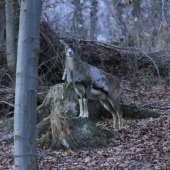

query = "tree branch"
(122, 103), (170, 110)
(0, 100), (14, 107)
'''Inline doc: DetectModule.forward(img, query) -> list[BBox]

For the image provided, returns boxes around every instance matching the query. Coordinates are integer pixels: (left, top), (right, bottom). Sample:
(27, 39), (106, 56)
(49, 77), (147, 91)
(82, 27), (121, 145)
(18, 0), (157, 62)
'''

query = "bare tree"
(14, 0), (42, 169)
(5, 0), (19, 72)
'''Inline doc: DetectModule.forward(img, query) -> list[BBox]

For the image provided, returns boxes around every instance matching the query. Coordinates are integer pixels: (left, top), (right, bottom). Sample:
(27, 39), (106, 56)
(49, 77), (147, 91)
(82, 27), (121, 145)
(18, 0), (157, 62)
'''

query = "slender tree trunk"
(132, 0), (142, 48)
(5, 0), (19, 71)
(90, 0), (98, 40)
(74, 0), (83, 39)
(0, 2), (5, 46)
(14, 0), (42, 169)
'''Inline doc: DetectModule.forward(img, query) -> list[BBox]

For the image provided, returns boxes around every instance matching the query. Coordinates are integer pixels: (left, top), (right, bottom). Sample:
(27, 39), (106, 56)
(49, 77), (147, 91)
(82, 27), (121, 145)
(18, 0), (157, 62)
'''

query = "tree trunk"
(14, 0), (42, 169)
(90, 0), (98, 40)
(5, 0), (19, 75)
(0, 2), (5, 46)
(121, 104), (162, 119)
(74, 0), (83, 39)
(37, 83), (115, 151)
(51, 117), (110, 151)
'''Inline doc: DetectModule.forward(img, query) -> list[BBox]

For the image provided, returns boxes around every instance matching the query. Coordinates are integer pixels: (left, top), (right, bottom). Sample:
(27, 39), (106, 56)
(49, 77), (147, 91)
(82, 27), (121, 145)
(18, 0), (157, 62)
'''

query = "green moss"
(92, 127), (102, 138)
(63, 83), (77, 100)
(37, 132), (50, 147)
(122, 104), (134, 111)
(37, 118), (50, 136)
(141, 75), (150, 84)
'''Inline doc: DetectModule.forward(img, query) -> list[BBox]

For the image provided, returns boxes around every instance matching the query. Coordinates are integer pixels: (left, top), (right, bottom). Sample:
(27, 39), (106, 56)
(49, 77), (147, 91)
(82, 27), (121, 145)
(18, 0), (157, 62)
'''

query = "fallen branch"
(0, 151), (53, 158)
(122, 103), (170, 110)
(138, 104), (170, 110)
(0, 100), (14, 107)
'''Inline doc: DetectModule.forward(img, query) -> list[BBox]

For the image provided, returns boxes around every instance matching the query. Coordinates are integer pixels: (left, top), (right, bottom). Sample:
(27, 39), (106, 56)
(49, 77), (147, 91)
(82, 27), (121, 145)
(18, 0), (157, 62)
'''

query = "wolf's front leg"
(62, 68), (67, 80)
(75, 88), (84, 117)
(78, 98), (84, 117)
(83, 98), (89, 118)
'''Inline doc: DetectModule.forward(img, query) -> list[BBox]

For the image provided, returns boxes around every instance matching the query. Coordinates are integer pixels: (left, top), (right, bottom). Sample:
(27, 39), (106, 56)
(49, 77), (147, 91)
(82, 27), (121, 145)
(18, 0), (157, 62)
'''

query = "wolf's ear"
(60, 40), (65, 45)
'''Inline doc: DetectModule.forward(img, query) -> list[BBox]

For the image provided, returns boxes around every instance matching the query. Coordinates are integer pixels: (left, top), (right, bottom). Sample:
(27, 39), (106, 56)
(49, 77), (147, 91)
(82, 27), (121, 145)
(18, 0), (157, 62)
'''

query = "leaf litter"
(0, 114), (170, 169)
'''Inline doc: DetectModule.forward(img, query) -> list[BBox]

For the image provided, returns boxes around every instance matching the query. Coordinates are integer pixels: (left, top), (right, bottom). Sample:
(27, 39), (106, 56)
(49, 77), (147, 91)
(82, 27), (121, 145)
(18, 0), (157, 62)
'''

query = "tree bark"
(51, 117), (110, 151)
(5, 0), (19, 73)
(0, 1), (5, 46)
(14, 0), (42, 169)
(90, 0), (98, 40)
(121, 104), (162, 119)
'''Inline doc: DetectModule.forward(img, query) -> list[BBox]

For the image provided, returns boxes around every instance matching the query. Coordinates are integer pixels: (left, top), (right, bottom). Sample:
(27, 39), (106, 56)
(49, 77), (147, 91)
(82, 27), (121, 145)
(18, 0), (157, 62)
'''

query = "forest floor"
(0, 115), (170, 169)
(0, 79), (170, 169)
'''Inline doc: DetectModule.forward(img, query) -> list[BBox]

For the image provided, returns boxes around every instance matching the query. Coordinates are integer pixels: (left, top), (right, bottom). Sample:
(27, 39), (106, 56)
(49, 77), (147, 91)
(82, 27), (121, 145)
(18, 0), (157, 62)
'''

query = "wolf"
(60, 39), (123, 129)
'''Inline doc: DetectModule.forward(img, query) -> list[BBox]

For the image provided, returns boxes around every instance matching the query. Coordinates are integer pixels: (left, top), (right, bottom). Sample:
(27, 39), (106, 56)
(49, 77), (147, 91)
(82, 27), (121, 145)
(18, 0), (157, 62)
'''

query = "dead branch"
(123, 103), (170, 110)
(0, 100), (14, 107)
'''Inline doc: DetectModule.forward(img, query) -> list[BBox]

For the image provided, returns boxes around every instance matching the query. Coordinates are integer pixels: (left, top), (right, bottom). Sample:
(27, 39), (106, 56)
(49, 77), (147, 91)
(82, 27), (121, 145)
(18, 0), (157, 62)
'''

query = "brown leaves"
(37, 115), (170, 169)
(0, 113), (170, 169)
(121, 77), (170, 113)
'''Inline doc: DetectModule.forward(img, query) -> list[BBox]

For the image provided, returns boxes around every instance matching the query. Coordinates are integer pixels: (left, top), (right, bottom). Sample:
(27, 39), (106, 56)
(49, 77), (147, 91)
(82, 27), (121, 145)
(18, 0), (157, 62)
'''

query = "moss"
(92, 127), (102, 138)
(63, 83), (77, 101)
(121, 104), (161, 118)
(37, 118), (50, 136)
(37, 132), (50, 147)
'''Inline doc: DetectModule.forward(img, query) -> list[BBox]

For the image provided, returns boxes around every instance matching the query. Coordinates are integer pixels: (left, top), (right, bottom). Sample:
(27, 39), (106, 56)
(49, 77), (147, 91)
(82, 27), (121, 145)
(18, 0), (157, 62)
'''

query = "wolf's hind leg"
(100, 100), (119, 129)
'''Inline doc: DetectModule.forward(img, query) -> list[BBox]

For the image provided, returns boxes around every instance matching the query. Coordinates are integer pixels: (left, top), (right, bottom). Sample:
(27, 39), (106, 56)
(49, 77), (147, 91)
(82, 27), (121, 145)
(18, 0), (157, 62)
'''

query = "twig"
(0, 132), (4, 139)
(121, 88), (133, 92)
(0, 152), (5, 157)
(148, 49), (170, 55)
(40, 31), (64, 71)
(0, 100), (14, 107)
(139, 50), (160, 79)
(38, 56), (57, 68)
(5, 73), (15, 85)
(81, 40), (160, 79)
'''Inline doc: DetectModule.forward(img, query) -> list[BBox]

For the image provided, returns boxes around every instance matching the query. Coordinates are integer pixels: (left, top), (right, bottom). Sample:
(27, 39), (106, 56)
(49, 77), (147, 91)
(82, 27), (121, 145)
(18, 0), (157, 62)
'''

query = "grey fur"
(60, 40), (123, 129)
